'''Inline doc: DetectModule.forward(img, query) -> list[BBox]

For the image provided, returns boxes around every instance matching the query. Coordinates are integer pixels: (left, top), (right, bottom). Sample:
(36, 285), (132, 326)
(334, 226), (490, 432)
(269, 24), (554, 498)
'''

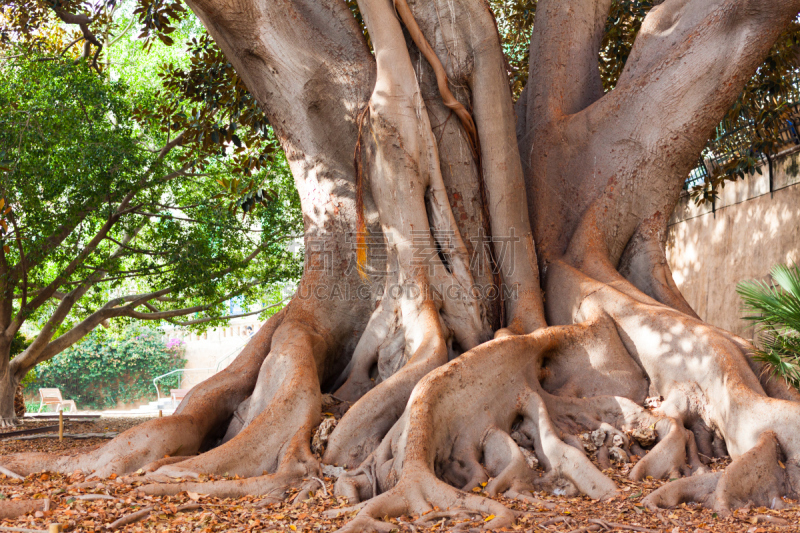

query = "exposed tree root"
(107, 505), (155, 529)
(331, 328), (620, 531)
(4, 3), (800, 532)
(0, 466), (23, 480)
(643, 431), (788, 514)
(0, 499), (48, 520)
(587, 518), (660, 533)
(336, 474), (515, 533)
(324, 294), (448, 469)
(152, 320), (322, 479)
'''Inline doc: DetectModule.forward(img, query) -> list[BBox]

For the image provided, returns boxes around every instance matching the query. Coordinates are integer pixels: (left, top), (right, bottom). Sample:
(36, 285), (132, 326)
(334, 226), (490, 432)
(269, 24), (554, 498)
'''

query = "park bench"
(38, 388), (77, 413)
(170, 389), (189, 405)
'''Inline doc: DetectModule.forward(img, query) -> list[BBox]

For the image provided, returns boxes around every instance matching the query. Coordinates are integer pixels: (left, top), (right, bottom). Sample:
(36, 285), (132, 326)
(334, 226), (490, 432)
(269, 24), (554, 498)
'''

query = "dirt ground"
(0, 416), (797, 532)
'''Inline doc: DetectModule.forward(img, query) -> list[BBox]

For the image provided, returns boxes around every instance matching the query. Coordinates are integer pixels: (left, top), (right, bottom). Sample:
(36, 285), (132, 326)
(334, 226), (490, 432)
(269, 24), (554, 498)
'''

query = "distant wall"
(666, 148), (800, 338)
(164, 317), (265, 389)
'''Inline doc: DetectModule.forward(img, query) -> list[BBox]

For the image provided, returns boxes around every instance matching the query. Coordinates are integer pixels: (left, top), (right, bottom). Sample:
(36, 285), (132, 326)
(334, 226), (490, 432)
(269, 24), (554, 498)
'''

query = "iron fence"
(686, 102), (800, 189)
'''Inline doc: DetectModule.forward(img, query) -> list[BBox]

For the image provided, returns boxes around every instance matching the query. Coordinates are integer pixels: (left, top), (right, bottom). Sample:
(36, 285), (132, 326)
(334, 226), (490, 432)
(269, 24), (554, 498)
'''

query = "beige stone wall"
(163, 317), (265, 390)
(666, 149), (800, 338)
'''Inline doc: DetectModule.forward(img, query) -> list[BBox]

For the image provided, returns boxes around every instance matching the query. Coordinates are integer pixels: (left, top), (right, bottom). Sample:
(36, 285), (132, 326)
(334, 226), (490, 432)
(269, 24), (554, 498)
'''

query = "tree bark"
(0, 340), (19, 427)
(3, 0), (800, 529)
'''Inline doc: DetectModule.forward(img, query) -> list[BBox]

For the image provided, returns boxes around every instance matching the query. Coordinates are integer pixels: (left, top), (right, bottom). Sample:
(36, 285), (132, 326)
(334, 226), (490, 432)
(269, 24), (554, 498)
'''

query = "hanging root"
(332, 327), (618, 532)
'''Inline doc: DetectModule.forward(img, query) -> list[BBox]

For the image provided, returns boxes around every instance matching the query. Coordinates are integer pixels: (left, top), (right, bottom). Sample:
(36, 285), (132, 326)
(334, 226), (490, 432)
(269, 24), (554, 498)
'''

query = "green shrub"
(737, 263), (800, 388)
(28, 327), (186, 410)
(25, 401), (51, 413)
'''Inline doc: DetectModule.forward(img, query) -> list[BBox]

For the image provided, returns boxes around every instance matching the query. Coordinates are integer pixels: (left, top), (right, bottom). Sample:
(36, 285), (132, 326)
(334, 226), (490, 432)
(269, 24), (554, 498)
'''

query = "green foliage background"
(28, 327), (185, 410)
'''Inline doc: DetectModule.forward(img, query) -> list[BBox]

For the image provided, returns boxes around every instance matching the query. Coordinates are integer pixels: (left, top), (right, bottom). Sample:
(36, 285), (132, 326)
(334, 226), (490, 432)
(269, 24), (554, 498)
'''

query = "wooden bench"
(38, 388), (77, 413)
(170, 389), (189, 405)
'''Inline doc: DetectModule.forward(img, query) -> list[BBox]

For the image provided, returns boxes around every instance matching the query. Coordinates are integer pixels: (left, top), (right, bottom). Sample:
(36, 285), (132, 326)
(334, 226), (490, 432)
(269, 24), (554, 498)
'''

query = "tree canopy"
(6, 0), (800, 206)
(0, 15), (303, 422)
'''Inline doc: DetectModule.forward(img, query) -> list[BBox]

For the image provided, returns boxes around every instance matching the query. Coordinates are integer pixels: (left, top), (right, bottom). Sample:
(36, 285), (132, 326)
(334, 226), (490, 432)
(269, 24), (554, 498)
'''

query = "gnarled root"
(0, 416), (20, 429)
(643, 431), (788, 514)
(334, 328), (617, 531)
(338, 473), (513, 532)
(324, 300), (448, 468)
(629, 417), (706, 481)
(152, 320), (322, 478)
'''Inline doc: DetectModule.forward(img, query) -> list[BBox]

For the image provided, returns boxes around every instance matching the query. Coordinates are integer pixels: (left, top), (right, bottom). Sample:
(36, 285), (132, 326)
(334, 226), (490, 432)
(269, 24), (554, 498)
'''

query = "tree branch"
(526, 0), (614, 122)
(578, 0), (800, 254)
(50, 6), (103, 71)
(7, 210), (27, 311)
(158, 131), (186, 160)
(166, 298), (290, 326)
(8, 213), (144, 340)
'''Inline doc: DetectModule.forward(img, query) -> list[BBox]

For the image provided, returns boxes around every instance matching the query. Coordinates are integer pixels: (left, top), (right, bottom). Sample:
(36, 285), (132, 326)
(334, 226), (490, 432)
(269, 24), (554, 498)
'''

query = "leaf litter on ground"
(0, 417), (797, 532)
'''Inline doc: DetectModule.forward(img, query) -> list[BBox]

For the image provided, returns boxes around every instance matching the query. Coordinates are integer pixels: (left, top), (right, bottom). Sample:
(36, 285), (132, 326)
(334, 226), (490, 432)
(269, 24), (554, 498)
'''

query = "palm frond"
(737, 263), (800, 389)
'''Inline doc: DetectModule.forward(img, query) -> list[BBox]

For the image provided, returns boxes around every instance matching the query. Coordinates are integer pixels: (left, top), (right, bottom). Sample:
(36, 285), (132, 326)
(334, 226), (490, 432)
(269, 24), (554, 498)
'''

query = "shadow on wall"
(667, 151), (800, 338)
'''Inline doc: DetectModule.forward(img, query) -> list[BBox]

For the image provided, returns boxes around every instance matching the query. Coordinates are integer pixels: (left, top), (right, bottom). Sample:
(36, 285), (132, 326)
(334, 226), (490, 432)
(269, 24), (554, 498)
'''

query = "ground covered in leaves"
(0, 416), (798, 532)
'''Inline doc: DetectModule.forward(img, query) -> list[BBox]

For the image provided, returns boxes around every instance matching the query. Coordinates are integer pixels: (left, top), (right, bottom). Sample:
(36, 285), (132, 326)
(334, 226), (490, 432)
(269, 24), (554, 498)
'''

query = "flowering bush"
(28, 327), (187, 410)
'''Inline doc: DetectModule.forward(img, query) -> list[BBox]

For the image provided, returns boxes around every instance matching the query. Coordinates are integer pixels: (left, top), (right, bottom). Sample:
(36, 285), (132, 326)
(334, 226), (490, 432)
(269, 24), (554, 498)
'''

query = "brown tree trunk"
(0, 373), (19, 427)
(3, 0), (800, 528)
(0, 340), (19, 427)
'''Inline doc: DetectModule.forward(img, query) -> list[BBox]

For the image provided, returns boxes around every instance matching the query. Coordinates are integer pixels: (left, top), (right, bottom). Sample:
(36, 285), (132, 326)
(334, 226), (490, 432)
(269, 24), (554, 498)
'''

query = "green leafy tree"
(738, 264), (800, 388)
(0, 55), (301, 425)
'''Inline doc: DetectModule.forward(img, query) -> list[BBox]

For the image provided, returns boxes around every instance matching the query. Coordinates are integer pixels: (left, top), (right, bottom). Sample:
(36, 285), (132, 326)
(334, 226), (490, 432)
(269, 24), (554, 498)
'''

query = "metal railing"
(215, 340), (249, 372)
(151, 340), (251, 399)
(152, 368), (214, 399)
(686, 102), (800, 189)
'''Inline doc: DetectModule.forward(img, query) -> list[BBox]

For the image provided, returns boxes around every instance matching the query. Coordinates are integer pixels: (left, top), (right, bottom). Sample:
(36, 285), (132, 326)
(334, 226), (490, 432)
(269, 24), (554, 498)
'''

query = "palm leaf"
(737, 263), (800, 389)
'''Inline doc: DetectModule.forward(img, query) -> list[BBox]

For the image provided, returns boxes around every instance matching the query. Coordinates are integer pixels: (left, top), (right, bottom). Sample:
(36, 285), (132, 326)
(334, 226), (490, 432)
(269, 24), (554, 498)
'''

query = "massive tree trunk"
(4, 0), (800, 529)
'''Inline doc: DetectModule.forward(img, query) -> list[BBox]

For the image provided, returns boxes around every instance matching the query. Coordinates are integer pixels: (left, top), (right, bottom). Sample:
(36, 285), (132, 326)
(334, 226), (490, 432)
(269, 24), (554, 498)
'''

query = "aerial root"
(642, 431), (787, 514)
